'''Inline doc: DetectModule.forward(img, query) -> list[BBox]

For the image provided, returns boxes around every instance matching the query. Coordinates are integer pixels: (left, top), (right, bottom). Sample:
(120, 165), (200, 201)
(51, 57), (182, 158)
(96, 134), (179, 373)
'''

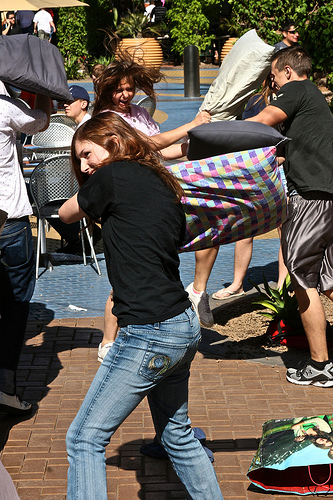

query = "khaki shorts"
(38, 30), (51, 40)
(281, 193), (333, 291)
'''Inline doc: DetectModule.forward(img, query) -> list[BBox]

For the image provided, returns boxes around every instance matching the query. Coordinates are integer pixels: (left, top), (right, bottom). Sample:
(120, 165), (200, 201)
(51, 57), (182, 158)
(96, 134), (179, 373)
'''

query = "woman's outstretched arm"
(148, 110), (211, 151)
(59, 194), (86, 224)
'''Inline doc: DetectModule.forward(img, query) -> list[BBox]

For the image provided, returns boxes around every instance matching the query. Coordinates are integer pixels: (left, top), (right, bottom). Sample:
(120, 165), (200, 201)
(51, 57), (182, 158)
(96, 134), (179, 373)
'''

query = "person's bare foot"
(211, 286), (245, 300)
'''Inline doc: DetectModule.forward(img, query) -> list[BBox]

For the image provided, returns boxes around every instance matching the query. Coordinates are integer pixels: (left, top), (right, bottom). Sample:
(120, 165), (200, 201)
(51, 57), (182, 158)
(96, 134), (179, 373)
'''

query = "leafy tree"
(57, 6), (88, 79)
(57, 0), (113, 78)
(299, 2), (333, 84)
(167, 0), (222, 56)
(226, 0), (333, 91)
(84, 0), (113, 57)
(226, 0), (303, 44)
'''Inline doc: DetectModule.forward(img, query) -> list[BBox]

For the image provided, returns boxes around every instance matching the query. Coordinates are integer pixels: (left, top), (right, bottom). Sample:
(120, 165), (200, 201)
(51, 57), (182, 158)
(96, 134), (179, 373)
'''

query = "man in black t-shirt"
(2, 12), (22, 35)
(247, 46), (333, 388)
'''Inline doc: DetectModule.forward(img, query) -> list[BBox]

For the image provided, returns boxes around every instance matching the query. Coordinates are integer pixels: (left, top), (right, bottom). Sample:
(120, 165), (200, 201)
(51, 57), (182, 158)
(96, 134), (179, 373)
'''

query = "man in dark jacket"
(16, 10), (35, 34)
(151, 0), (167, 23)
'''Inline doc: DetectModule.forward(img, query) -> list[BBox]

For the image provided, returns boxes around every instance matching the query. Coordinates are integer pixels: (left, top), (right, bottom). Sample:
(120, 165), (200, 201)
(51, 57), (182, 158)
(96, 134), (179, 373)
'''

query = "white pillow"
(199, 30), (274, 121)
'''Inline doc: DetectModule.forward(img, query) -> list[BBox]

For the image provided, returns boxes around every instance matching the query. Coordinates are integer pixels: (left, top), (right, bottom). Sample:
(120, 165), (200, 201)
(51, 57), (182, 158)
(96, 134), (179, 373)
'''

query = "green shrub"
(250, 274), (299, 321)
(85, 0), (113, 57)
(299, 2), (333, 78)
(226, 0), (333, 94)
(167, 0), (221, 56)
(90, 55), (113, 67)
(57, 0), (113, 76)
(57, 6), (88, 79)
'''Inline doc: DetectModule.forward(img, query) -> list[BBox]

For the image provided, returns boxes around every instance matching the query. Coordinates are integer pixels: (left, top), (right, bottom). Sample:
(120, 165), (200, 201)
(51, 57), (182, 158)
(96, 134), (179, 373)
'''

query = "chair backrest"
(30, 155), (79, 214)
(15, 97), (31, 109)
(31, 122), (75, 147)
(136, 96), (156, 117)
(50, 114), (76, 129)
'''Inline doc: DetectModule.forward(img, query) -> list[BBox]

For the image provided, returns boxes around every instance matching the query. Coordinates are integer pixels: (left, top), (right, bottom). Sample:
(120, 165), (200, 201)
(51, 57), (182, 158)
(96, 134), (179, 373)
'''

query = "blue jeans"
(66, 307), (223, 500)
(0, 218), (35, 393)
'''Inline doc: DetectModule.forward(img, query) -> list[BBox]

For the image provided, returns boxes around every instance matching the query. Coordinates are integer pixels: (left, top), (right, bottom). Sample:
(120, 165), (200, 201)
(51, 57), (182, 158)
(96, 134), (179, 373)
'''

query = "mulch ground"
(212, 294), (333, 359)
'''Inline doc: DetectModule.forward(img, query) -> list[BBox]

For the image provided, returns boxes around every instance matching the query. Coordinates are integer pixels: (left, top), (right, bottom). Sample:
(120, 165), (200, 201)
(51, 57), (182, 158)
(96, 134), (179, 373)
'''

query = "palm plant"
(219, 17), (243, 38)
(115, 12), (161, 39)
(249, 274), (299, 321)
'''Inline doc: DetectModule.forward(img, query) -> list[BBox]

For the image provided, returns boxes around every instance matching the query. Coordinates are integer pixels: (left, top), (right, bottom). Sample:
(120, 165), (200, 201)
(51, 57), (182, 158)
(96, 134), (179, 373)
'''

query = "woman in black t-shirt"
(59, 112), (223, 500)
(94, 58), (210, 362)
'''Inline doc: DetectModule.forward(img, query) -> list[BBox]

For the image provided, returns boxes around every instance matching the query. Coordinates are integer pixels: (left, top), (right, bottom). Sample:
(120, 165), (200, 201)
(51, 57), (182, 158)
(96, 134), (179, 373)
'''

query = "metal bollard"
(184, 45), (200, 98)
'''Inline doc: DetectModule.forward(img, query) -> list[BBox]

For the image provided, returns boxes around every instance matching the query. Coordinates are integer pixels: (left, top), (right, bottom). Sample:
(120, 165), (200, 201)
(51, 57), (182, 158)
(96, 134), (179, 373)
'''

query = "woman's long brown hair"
(246, 75), (273, 113)
(93, 58), (163, 116)
(71, 112), (183, 202)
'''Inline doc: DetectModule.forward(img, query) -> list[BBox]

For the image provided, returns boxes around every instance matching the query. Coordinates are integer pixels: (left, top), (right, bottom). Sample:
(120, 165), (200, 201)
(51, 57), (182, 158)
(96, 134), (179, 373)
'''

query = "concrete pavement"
(1, 66), (324, 500)
(1, 316), (329, 500)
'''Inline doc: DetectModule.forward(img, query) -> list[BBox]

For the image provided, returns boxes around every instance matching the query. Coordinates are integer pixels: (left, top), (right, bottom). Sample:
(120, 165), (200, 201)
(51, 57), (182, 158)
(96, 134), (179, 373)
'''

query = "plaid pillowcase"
(166, 146), (287, 252)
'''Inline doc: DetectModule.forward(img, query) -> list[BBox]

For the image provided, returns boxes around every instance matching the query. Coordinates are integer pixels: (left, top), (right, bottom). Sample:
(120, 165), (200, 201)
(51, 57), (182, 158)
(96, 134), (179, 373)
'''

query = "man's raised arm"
(245, 105), (288, 127)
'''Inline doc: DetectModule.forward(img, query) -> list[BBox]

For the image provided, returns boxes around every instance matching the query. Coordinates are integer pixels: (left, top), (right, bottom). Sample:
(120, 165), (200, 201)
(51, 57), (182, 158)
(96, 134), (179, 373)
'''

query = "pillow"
(199, 30), (275, 121)
(186, 121), (290, 160)
(0, 34), (72, 101)
(166, 146), (287, 252)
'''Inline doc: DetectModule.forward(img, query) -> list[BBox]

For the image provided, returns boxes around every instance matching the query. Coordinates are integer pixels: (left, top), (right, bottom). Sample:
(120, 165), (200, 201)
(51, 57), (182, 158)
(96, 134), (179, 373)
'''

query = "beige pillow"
(199, 30), (274, 121)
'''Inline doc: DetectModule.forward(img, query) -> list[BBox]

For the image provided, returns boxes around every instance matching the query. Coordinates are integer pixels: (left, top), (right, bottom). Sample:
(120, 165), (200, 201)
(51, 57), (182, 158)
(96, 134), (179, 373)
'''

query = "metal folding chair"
(25, 122), (74, 161)
(50, 114), (76, 129)
(136, 96), (156, 117)
(15, 98), (31, 109)
(29, 155), (101, 279)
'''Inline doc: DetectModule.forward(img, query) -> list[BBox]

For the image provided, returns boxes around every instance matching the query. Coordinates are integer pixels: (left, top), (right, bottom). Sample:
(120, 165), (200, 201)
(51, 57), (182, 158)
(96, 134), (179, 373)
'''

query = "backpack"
(266, 318), (333, 350)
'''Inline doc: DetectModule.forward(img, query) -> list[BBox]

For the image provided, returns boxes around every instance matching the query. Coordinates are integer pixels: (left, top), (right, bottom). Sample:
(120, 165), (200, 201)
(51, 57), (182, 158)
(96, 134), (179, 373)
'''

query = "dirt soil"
(211, 294), (333, 360)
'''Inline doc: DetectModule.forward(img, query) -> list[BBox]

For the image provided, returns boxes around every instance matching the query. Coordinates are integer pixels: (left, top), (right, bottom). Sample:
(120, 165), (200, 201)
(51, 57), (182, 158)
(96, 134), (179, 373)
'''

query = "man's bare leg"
(286, 287), (333, 387)
(324, 290), (333, 302)
(277, 226), (289, 289)
(295, 288), (328, 362)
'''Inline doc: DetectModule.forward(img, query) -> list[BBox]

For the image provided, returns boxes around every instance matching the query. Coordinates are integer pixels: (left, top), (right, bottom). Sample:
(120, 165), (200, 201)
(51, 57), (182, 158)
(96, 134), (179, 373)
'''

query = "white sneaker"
(0, 391), (32, 415)
(186, 282), (214, 327)
(98, 342), (114, 363)
(286, 359), (333, 387)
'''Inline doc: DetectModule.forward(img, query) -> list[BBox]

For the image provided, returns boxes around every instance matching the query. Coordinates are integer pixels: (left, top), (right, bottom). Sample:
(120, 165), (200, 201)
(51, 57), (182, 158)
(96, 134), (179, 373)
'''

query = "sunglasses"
(8, 17), (15, 19)
(288, 30), (298, 34)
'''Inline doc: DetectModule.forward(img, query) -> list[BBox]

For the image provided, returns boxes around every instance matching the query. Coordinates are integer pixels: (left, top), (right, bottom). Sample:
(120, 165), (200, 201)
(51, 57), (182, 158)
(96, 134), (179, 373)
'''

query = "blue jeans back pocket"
(0, 225), (29, 268)
(139, 339), (190, 382)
